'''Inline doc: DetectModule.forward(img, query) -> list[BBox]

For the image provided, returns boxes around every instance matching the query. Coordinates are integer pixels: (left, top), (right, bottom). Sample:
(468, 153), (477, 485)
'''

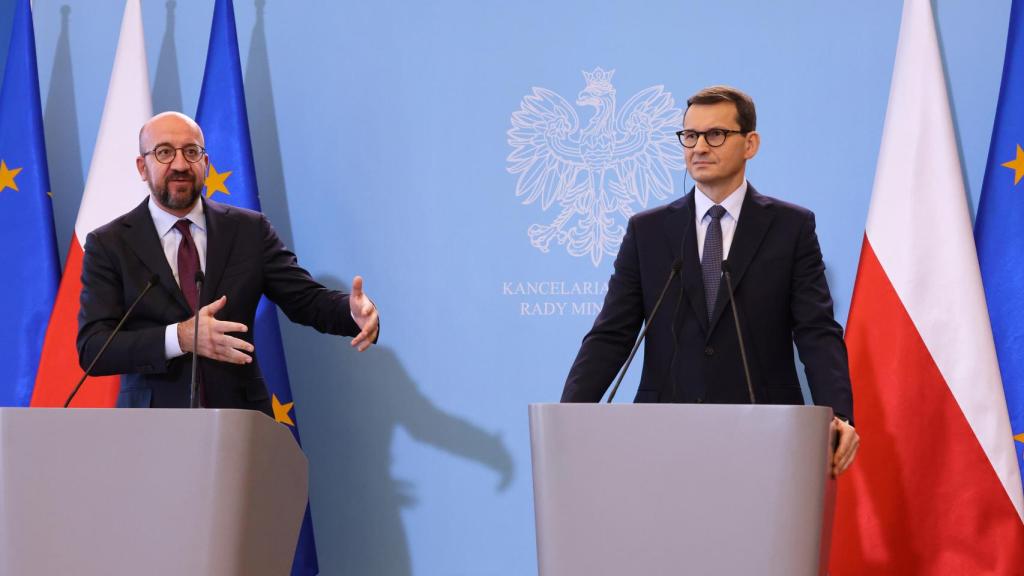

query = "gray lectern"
(529, 404), (837, 576)
(0, 408), (309, 576)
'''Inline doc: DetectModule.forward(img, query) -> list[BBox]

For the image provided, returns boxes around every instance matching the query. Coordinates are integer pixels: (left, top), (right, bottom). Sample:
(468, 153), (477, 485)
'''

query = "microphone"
(189, 270), (205, 409)
(606, 259), (683, 403)
(721, 260), (755, 404)
(65, 274), (160, 407)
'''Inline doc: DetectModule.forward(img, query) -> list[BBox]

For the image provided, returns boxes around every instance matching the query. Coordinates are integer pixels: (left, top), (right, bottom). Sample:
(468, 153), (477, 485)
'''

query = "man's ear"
(136, 156), (147, 181)
(744, 131), (760, 160)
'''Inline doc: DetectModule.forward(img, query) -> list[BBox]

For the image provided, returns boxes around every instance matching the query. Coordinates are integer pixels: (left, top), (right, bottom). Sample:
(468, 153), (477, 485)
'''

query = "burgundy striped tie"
(174, 219), (206, 406)
(174, 219), (200, 312)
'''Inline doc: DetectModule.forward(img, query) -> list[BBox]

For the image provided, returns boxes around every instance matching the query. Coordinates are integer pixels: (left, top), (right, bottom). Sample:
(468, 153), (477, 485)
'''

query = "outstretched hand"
(349, 275), (379, 352)
(177, 295), (253, 364)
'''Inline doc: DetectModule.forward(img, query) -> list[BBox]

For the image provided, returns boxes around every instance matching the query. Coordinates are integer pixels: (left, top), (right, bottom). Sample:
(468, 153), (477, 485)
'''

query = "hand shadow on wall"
(284, 276), (514, 576)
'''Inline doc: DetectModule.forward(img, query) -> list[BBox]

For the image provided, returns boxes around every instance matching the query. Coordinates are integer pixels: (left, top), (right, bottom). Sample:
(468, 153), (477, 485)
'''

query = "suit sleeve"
(789, 211), (854, 424)
(258, 214), (364, 338)
(561, 217), (646, 402)
(77, 232), (170, 376)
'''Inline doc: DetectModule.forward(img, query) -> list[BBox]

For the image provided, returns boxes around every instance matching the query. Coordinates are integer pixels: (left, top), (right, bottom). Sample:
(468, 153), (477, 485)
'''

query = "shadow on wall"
(153, 0), (182, 114)
(43, 4), (84, 264)
(245, 0), (294, 249)
(281, 276), (515, 575)
(241, 3), (513, 571)
(0, 0), (13, 82)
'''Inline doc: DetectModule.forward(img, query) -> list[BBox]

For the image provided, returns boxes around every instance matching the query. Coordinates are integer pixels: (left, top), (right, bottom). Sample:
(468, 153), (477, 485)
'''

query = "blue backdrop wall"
(4, 0), (1011, 573)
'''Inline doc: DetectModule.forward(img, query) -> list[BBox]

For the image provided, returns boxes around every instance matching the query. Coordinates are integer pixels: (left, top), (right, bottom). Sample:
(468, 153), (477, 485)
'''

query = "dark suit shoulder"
(205, 198), (265, 223)
(88, 198), (151, 241)
(747, 187), (814, 220)
(629, 195), (690, 227)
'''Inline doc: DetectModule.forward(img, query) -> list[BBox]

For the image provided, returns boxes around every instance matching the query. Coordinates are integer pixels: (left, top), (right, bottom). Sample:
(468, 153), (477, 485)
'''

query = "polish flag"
(829, 0), (1024, 572)
(31, 0), (152, 407)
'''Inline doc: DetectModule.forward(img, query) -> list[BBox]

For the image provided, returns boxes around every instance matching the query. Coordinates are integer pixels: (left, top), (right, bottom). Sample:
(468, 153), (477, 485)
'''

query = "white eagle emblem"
(507, 68), (684, 265)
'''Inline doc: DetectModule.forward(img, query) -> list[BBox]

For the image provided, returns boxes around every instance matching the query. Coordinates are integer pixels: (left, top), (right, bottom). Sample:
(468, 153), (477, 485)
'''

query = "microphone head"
(194, 270), (205, 284)
(721, 260), (731, 274)
(671, 259), (683, 273)
(147, 273), (160, 286)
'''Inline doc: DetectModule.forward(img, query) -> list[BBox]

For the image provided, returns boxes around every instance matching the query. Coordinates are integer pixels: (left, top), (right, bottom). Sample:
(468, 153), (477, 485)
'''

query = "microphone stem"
(722, 262), (755, 404)
(65, 279), (157, 407)
(607, 262), (681, 403)
(189, 277), (203, 409)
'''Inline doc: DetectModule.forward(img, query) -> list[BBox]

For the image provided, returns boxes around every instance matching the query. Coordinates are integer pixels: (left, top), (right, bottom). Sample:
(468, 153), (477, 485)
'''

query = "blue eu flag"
(0, 0), (59, 407)
(197, 0), (319, 572)
(976, 0), (1024, 498)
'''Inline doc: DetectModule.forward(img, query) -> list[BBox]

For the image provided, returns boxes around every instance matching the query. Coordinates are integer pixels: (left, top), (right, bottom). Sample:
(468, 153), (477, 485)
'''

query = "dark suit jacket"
(77, 197), (360, 415)
(562, 185), (854, 423)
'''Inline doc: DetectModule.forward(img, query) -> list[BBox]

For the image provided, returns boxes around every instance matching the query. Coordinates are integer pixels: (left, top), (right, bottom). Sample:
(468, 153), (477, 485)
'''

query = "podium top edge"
(528, 403), (834, 415)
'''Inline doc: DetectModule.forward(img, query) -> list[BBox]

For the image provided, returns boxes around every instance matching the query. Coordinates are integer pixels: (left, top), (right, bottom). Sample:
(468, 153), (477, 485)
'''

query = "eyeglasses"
(676, 129), (746, 149)
(143, 144), (206, 164)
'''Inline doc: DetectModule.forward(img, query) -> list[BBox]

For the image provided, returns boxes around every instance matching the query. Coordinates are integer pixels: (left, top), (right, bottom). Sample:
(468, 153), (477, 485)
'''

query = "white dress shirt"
(694, 180), (747, 262)
(147, 198), (207, 359)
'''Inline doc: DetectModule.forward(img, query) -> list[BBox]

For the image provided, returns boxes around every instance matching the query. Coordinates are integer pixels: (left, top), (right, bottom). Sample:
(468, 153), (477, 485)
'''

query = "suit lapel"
(121, 198), (191, 313)
(663, 191), (709, 334)
(202, 198), (239, 300)
(707, 185), (774, 335)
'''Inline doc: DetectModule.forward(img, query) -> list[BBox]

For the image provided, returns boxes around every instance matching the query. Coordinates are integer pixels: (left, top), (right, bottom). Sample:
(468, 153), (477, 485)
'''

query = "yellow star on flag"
(0, 159), (23, 193)
(272, 394), (295, 427)
(1001, 144), (1024, 185)
(204, 164), (232, 198)
(1015, 431), (1024, 444)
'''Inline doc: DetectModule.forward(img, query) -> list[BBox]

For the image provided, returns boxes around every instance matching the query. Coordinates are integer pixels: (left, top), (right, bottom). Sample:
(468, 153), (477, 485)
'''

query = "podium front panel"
(529, 403), (833, 576)
(0, 408), (308, 576)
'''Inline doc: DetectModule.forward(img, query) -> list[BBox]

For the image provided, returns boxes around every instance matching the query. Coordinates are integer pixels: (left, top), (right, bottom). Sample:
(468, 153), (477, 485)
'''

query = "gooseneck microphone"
(721, 260), (755, 404)
(606, 259), (683, 403)
(189, 270), (205, 409)
(65, 274), (160, 407)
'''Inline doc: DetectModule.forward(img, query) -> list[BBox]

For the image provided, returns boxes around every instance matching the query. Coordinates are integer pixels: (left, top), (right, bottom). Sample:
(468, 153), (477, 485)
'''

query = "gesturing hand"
(177, 295), (253, 364)
(349, 275), (379, 352)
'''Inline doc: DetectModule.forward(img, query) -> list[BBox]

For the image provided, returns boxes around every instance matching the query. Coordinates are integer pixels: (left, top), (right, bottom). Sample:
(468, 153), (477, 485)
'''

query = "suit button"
(704, 346), (714, 356)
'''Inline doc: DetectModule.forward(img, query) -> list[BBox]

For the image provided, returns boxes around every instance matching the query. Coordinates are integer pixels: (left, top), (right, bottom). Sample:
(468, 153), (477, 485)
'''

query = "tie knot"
(707, 204), (726, 221)
(174, 219), (192, 235)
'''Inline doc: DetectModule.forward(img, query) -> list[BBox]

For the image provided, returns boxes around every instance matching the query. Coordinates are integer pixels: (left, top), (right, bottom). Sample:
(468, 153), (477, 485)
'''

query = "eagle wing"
(612, 85), (684, 208)
(507, 87), (586, 211)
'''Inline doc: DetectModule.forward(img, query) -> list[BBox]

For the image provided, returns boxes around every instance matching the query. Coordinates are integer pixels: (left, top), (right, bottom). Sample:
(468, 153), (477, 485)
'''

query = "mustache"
(165, 170), (195, 181)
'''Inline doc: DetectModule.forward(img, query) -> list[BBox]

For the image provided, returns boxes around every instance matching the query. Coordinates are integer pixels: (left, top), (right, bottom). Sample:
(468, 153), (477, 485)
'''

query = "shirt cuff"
(165, 324), (185, 359)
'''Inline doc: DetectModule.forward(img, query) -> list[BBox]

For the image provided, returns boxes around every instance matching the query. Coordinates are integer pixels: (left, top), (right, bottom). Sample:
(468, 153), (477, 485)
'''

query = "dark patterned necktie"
(174, 219), (206, 407)
(174, 219), (200, 312)
(701, 204), (726, 321)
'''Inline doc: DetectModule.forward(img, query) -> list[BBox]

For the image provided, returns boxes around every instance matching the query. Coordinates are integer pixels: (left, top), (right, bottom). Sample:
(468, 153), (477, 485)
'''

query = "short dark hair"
(685, 85), (756, 133)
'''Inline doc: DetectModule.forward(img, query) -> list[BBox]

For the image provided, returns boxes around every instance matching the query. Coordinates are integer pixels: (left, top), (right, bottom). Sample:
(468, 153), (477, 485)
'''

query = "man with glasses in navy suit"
(562, 86), (859, 476)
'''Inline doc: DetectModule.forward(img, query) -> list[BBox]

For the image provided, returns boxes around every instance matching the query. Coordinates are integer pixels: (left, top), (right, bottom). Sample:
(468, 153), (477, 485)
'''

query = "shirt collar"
(695, 179), (748, 222)
(147, 196), (207, 237)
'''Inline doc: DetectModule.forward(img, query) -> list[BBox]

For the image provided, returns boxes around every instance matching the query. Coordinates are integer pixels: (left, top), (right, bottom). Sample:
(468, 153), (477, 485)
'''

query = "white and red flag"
(31, 0), (152, 407)
(830, 0), (1024, 572)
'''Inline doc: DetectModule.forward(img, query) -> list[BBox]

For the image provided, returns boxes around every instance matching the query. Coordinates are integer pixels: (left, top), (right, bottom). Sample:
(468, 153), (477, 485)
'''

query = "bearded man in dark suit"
(562, 86), (859, 476)
(77, 112), (379, 415)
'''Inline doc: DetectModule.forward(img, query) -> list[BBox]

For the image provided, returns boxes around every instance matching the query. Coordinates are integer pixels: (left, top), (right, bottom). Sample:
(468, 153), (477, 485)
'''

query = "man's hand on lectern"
(831, 416), (860, 476)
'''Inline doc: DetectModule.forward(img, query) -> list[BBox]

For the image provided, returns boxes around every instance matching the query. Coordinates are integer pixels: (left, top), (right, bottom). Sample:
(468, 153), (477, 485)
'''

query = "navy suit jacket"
(77, 197), (360, 415)
(562, 185), (854, 423)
